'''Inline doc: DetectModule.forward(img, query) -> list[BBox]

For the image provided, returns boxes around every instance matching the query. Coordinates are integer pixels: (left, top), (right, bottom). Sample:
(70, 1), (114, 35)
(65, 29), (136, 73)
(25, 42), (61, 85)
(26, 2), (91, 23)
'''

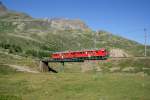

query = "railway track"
(41, 56), (150, 63)
(110, 56), (150, 59)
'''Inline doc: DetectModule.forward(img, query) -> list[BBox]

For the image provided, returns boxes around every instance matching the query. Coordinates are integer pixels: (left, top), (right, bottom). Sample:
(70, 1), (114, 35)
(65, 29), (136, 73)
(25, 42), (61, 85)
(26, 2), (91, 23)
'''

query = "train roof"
(53, 48), (106, 54)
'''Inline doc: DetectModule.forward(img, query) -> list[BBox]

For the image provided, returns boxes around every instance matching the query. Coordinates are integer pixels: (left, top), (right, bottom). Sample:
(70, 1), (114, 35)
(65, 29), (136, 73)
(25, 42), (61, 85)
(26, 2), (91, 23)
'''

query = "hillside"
(0, 1), (150, 59)
(0, 2), (150, 100)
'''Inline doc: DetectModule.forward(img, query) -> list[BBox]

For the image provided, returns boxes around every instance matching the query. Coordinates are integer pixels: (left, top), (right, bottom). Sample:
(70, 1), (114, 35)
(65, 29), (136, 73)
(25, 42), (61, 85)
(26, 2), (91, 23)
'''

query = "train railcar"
(52, 48), (109, 60)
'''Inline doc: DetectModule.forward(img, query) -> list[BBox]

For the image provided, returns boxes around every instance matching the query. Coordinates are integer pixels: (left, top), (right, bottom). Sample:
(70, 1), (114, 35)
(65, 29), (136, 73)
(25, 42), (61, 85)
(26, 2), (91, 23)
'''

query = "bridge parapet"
(39, 58), (84, 72)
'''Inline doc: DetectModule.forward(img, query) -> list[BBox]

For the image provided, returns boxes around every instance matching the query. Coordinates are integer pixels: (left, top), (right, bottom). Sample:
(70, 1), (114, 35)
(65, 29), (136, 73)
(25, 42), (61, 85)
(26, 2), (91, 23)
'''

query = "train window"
(71, 52), (75, 54)
(88, 51), (92, 53)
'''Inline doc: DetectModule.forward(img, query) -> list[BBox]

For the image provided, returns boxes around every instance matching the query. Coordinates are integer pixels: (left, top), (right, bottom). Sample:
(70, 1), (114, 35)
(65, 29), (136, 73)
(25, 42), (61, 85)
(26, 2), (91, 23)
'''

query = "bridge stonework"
(39, 61), (49, 72)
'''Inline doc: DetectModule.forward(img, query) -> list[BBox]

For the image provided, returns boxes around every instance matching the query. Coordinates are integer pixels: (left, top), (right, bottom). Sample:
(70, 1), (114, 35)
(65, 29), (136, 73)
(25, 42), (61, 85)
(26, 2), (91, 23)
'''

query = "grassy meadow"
(0, 64), (150, 100)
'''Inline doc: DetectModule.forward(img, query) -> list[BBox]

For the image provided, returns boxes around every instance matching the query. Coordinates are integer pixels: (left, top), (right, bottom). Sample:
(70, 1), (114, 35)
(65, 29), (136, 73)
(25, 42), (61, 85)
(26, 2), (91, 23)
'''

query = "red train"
(52, 48), (109, 60)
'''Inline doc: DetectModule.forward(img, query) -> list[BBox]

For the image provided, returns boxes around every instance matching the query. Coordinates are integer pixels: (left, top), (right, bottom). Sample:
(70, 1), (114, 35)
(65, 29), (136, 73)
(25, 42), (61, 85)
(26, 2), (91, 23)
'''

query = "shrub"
(25, 49), (49, 58)
(0, 42), (22, 53)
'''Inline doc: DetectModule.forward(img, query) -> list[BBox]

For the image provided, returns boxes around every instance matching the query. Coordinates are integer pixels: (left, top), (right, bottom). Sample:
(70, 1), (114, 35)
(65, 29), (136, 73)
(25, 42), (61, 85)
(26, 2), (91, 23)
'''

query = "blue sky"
(1, 0), (150, 44)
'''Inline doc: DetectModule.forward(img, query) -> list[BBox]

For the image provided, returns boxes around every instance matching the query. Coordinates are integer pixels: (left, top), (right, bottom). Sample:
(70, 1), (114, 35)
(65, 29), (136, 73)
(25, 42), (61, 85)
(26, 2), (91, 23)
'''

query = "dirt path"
(7, 64), (39, 73)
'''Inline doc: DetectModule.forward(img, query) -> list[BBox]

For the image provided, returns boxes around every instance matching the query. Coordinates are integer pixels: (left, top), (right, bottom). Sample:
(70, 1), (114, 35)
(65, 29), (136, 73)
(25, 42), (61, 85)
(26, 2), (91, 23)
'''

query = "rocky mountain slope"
(0, 1), (149, 58)
(0, 1), (7, 12)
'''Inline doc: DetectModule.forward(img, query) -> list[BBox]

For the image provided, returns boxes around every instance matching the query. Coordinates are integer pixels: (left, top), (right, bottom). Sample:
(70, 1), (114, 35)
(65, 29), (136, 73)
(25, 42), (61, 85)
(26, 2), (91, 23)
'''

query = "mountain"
(0, 2), (149, 58)
(0, 1), (7, 11)
(0, 1), (8, 16)
(49, 18), (90, 31)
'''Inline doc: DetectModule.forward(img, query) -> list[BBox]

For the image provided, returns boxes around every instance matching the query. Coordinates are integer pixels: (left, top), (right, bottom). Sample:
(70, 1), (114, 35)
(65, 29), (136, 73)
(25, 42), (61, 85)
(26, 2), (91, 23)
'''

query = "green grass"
(0, 64), (150, 100)
(0, 65), (17, 75)
(0, 52), (39, 71)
